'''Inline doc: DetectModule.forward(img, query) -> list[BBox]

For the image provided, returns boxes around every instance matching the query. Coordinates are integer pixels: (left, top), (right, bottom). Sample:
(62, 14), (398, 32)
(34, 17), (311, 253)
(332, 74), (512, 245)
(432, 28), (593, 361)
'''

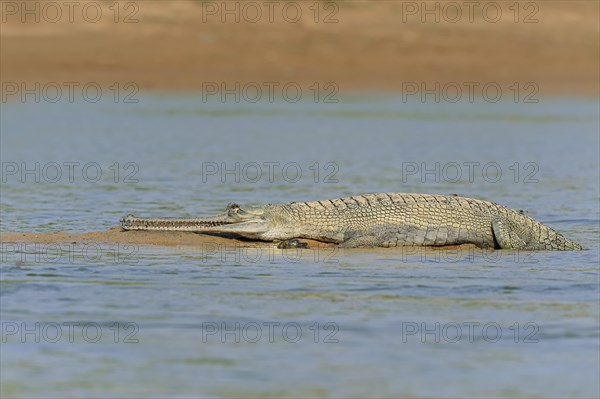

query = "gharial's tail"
(491, 215), (583, 251)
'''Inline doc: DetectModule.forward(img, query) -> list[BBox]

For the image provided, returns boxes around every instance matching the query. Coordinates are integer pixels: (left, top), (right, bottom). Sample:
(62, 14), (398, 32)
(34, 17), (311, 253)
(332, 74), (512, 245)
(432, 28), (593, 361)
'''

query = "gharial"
(120, 192), (583, 250)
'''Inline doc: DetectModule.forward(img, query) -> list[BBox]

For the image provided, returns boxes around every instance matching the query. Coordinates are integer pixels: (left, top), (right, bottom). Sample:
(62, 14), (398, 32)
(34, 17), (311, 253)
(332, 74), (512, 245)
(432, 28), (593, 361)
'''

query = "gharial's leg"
(491, 217), (528, 249)
(277, 239), (310, 249)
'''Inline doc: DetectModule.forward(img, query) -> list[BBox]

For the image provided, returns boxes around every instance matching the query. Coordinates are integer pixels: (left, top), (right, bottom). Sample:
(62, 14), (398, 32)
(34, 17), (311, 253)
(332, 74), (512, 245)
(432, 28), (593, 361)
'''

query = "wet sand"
(0, 228), (333, 249)
(1, 229), (484, 255)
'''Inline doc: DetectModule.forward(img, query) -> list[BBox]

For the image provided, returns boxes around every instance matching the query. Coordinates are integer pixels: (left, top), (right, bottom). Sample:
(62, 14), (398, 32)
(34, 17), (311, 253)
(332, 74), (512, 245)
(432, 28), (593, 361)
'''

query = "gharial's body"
(120, 193), (583, 250)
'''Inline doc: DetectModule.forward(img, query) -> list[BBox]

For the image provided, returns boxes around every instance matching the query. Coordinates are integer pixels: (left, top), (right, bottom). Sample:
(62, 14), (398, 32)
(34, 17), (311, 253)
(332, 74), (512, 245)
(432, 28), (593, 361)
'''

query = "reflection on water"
(1, 95), (599, 398)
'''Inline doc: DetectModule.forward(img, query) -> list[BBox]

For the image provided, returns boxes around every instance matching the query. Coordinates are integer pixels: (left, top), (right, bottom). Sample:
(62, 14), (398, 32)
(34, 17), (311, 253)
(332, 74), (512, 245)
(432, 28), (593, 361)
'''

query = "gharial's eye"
(227, 202), (240, 212)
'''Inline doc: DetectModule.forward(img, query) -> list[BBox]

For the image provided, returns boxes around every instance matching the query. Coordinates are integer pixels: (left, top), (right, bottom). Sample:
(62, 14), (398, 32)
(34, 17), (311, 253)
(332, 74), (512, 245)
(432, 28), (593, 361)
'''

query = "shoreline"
(2, 1), (598, 97)
(1, 229), (483, 252)
(0, 228), (334, 249)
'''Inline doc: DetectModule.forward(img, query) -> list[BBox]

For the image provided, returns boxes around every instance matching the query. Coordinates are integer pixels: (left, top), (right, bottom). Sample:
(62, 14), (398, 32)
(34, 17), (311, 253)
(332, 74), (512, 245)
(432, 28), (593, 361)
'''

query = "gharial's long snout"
(120, 203), (271, 238)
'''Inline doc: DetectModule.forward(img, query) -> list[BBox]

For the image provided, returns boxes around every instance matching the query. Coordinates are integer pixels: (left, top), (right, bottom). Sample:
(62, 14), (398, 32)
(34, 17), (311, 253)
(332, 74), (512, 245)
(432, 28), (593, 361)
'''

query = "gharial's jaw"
(119, 203), (273, 239)
(214, 203), (271, 238)
(206, 217), (272, 239)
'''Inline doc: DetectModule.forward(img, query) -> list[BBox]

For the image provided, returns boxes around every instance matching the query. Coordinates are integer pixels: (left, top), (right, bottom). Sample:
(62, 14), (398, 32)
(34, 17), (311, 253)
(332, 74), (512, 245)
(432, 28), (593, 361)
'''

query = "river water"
(1, 94), (599, 398)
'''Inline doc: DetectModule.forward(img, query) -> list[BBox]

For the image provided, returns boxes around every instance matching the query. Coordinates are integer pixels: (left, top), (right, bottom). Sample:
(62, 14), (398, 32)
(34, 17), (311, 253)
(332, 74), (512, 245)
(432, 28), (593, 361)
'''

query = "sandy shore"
(1, 229), (485, 256)
(0, 228), (333, 249)
(1, 1), (598, 96)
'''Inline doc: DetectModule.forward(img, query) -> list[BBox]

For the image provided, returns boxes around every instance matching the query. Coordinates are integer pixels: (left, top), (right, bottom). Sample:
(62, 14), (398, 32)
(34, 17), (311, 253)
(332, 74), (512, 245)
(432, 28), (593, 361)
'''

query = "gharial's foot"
(277, 239), (309, 249)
